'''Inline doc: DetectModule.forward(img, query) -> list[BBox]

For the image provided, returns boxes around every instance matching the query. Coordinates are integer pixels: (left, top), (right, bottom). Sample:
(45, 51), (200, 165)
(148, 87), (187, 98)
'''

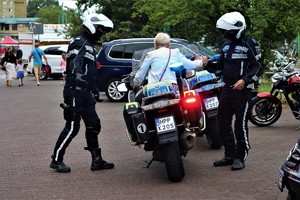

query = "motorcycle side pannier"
(123, 102), (150, 144)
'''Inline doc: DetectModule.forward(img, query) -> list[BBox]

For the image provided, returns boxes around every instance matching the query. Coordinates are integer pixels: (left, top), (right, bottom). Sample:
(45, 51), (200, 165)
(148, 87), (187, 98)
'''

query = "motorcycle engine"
(292, 91), (300, 110)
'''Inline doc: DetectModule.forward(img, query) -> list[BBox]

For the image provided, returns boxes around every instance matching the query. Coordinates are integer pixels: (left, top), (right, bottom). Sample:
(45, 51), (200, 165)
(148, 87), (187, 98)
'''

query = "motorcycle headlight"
(271, 72), (283, 86)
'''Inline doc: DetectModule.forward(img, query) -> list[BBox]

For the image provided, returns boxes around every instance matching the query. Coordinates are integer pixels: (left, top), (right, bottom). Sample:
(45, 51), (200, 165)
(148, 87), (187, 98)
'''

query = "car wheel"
(105, 78), (127, 102)
(40, 65), (49, 80)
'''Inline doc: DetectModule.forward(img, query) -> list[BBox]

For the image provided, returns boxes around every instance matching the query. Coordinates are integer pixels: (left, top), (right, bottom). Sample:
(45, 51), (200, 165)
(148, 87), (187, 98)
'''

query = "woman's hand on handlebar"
(195, 55), (208, 67)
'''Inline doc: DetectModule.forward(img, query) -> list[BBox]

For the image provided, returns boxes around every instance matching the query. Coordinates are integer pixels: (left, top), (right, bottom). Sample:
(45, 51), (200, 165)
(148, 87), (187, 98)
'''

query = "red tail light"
(97, 61), (102, 69)
(184, 97), (197, 104)
(181, 90), (201, 109)
(157, 108), (168, 113)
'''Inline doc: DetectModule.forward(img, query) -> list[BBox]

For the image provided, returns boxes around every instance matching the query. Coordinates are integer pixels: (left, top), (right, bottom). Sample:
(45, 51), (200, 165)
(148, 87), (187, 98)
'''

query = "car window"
(109, 43), (153, 59)
(109, 45), (125, 59)
(44, 47), (64, 55)
(124, 43), (153, 59)
(172, 43), (198, 57)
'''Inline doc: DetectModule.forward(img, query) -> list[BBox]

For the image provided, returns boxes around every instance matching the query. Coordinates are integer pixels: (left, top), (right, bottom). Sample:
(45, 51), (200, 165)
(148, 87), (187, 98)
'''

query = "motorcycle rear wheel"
(204, 116), (223, 149)
(163, 142), (185, 182)
(249, 96), (282, 127)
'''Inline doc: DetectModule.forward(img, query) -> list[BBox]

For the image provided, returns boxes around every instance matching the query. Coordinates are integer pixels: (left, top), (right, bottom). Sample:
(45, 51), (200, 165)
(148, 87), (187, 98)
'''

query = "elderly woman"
(0, 46), (17, 87)
(133, 32), (208, 88)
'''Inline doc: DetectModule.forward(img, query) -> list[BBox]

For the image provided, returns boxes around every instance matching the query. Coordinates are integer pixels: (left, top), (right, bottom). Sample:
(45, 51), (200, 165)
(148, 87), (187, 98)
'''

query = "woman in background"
(0, 46), (17, 87)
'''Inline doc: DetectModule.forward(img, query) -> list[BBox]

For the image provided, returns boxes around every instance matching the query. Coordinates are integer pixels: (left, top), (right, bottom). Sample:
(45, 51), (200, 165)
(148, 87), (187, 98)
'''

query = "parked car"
(96, 38), (214, 102)
(27, 44), (68, 80)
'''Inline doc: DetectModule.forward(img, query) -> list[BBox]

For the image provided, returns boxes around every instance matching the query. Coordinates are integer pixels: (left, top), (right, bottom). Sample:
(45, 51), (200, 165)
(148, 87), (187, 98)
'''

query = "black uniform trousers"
(217, 86), (252, 161)
(52, 88), (101, 162)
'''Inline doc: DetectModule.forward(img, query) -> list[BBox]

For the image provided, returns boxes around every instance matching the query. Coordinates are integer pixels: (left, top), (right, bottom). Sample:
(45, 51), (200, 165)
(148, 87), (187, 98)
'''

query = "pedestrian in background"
(15, 59), (25, 86)
(16, 46), (23, 61)
(60, 52), (66, 85)
(0, 46), (17, 87)
(29, 43), (48, 86)
(210, 11), (262, 170)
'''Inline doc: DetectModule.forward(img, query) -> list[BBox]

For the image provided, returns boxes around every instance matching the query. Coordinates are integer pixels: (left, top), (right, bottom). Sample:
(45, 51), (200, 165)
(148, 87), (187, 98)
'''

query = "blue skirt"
(17, 71), (24, 79)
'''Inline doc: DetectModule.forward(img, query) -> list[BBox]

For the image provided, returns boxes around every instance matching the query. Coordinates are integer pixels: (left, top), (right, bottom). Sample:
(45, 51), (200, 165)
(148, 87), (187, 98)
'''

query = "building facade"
(0, 0), (27, 18)
(0, 0), (32, 39)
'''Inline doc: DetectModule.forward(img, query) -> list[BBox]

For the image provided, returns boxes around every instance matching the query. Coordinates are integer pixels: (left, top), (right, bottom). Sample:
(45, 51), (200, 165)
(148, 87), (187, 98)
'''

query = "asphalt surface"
(0, 71), (299, 200)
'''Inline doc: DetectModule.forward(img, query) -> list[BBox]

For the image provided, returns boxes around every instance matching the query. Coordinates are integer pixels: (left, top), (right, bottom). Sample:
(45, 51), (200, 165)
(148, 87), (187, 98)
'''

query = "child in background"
(15, 59), (24, 86)
(60, 53), (67, 85)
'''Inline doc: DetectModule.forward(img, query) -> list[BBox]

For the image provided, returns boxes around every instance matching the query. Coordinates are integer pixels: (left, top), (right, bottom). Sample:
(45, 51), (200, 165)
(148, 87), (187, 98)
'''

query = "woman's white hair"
(154, 32), (171, 48)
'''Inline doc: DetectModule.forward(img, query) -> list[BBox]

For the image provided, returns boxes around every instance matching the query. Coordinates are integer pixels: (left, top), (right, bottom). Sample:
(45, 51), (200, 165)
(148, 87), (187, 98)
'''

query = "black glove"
(92, 88), (103, 102)
(76, 74), (88, 88)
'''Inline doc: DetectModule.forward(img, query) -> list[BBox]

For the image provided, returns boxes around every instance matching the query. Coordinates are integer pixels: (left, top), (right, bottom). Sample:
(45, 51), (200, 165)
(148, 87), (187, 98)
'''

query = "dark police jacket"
(65, 33), (97, 91)
(217, 35), (262, 88)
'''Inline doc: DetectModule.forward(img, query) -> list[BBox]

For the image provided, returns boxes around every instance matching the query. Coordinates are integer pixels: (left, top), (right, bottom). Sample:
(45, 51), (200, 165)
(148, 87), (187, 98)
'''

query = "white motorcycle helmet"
(83, 13), (114, 42)
(216, 11), (246, 40)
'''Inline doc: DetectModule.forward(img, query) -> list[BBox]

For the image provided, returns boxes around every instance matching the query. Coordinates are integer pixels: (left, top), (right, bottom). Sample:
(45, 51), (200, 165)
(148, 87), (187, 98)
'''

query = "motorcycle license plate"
(155, 116), (176, 134)
(204, 97), (219, 110)
(277, 167), (284, 191)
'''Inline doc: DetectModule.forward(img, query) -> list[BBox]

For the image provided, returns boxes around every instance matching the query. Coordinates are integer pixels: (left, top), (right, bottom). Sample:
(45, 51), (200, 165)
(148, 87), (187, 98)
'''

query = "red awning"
(0, 36), (18, 44)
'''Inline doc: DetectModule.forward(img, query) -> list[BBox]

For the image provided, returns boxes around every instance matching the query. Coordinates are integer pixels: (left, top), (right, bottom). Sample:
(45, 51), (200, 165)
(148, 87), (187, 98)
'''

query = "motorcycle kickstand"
(144, 158), (154, 168)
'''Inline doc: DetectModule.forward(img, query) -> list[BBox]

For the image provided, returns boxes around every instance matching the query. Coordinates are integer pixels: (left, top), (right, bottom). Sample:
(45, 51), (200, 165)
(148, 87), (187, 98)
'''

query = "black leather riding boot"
(50, 155), (71, 173)
(213, 156), (234, 166)
(90, 148), (114, 171)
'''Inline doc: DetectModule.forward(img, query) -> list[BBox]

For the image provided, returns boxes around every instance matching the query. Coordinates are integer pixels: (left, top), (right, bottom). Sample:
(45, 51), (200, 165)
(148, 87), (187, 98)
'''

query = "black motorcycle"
(120, 63), (203, 182)
(278, 137), (300, 200)
(189, 69), (224, 149)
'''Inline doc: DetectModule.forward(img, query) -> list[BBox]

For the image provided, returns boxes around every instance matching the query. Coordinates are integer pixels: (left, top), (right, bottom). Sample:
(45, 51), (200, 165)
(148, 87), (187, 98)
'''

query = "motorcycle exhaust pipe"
(180, 131), (196, 150)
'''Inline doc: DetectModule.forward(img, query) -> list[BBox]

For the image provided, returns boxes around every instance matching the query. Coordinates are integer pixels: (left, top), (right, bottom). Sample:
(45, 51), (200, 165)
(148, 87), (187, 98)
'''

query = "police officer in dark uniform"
(50, 13), (114, 173)
(211, 11), (262, 170)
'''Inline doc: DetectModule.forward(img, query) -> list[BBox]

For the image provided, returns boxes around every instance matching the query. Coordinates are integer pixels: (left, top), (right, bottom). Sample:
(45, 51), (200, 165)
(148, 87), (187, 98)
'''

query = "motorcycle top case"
(143, 81), (174, 97)
(194, 70), (218, 83)
(123, 102), (150, 144)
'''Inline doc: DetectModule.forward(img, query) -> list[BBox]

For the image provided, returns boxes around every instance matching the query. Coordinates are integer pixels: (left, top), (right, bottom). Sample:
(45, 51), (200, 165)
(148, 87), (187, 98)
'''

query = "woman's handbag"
(1, 62), (7, 71)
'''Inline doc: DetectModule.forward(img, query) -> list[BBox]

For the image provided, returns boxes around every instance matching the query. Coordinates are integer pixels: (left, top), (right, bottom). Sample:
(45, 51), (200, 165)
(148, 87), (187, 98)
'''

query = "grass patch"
(258, 81), (271, 93)
(258, 80), (289, 106)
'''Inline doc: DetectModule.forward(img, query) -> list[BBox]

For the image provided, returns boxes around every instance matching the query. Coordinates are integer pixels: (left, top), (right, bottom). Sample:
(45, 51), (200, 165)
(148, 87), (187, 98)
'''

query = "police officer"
(50, 13), (114, 172)
(211, 11), (262, 170)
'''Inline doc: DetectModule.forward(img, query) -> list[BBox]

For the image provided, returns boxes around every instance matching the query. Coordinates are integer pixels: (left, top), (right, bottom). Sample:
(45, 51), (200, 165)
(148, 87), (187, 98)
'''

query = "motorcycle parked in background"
(120, 63), (203, 182)
(278, 137), (300, 200)
(249, 58), (299, 126)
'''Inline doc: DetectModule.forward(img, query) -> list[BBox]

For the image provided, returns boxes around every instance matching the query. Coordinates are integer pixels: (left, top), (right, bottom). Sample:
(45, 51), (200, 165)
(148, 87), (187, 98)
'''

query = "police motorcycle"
(188, 66), (224, 149)
(119, 63), (203, 182)
(277, 137), (300, 200)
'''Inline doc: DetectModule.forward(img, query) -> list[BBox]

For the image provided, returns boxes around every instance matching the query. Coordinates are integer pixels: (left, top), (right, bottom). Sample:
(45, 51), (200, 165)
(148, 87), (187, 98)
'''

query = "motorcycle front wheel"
(163, 142), (185, 182)
(249, 96), (282, 127)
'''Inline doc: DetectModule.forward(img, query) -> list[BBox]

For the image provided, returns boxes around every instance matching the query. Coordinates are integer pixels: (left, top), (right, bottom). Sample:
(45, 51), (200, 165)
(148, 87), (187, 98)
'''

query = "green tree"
(132, 0), (300, 63)
(35, 6), (72, 24)
(27, 0), (59, 17)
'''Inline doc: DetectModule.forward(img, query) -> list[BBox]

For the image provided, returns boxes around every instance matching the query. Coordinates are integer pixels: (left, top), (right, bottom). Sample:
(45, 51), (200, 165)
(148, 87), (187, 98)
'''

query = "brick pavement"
(0, 72), (297, 200)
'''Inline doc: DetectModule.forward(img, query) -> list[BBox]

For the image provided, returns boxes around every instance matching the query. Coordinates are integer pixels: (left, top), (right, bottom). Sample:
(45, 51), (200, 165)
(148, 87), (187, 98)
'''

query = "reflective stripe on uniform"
(84, 52), (95, 61)
(232, 53), (248, 59)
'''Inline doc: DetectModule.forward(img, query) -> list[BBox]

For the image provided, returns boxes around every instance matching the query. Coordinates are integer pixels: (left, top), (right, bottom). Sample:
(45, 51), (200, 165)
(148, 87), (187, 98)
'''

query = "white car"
(27, 44), (68, 80)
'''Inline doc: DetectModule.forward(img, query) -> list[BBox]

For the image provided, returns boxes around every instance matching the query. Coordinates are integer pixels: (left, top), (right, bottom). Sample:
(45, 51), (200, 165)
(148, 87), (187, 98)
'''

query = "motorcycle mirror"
(117, 83), (128, 92)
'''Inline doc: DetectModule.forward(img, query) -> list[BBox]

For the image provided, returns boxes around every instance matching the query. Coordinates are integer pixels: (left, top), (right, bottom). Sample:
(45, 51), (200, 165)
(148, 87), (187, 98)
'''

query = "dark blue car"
(96, 38), (215, 102)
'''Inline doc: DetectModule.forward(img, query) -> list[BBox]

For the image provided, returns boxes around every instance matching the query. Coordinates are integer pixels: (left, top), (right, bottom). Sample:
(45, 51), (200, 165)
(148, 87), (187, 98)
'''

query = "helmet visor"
(97, 26), (113, 34)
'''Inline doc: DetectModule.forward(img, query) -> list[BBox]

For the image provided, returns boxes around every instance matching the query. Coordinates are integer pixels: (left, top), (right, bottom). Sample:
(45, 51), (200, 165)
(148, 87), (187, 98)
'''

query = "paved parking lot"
(0, 71), (298, 199)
